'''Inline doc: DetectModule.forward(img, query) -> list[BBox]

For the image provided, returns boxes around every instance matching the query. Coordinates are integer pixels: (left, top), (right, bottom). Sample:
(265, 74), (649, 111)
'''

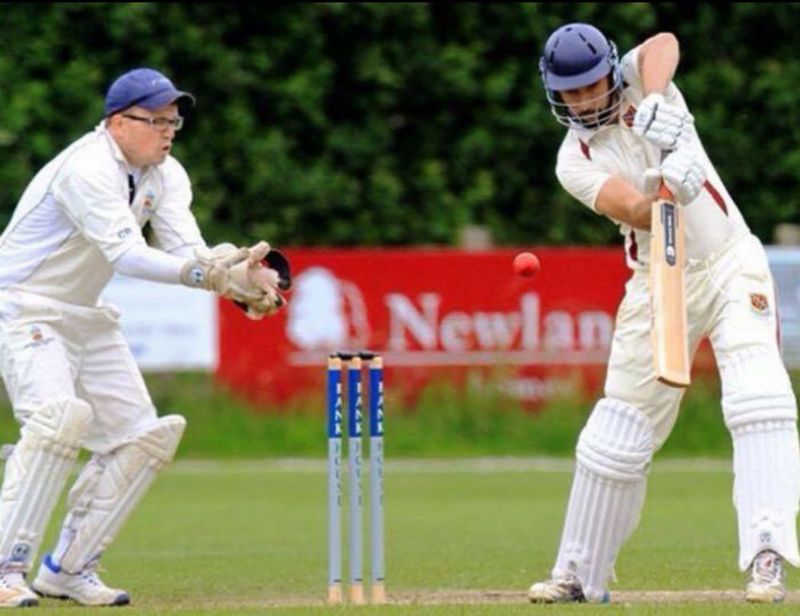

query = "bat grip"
(658, 182), (675, 201)
(658, 148), (676, 201)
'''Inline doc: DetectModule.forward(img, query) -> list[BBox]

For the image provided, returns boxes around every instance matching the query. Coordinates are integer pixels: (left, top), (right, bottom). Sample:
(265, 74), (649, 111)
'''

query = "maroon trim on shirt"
(622, 105), (636, 128)
(704, 180), (728, 215)
(579, 140), (591, 160)
(628, 229), (639, 263)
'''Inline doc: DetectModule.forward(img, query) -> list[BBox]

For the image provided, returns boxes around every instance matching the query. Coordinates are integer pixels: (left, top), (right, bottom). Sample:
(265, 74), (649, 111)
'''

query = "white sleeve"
(167, 244), (199, 259)
(555, 138), (612, 212)
(149, 158), (206, 254)
(112, 244), (189, 284)
(54, 168), (145, 262)
(620, 47), (643, 92)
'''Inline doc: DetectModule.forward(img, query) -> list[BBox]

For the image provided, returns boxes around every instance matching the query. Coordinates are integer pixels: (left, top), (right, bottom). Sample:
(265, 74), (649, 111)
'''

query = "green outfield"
(26, 457), (798, 615)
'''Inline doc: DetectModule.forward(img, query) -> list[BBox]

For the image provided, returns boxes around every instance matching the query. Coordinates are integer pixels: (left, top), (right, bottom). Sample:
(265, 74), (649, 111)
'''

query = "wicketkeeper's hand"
(234, 242), (292, 319)
(180, 242), (291, 319)
(632, 93), (695, 151)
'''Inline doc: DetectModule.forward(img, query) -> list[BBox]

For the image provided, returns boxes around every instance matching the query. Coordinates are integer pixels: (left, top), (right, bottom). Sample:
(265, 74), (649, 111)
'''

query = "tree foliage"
(0, 3), (798, 247)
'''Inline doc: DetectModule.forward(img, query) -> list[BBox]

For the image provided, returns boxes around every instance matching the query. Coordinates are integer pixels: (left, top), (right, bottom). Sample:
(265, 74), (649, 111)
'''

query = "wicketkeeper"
(0, 68), (288, 607)
(529, 23), (800, 604)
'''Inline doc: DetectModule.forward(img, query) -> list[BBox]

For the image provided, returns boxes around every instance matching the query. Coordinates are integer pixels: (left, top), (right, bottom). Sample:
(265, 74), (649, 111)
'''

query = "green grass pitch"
(29, 458), (798, 614)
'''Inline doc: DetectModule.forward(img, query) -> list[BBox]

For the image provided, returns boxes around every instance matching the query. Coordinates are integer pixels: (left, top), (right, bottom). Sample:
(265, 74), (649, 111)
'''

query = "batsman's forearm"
(640, 33), (680, 95)
(630, 194), (658, 231)
(595, 176), (656, 231)
(599, 195), (654, 232)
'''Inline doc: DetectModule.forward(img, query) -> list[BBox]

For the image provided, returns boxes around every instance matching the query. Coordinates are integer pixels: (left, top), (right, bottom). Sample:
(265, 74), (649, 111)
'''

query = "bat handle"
(657, 148), (676, 201)
(658, 182), (675, 201)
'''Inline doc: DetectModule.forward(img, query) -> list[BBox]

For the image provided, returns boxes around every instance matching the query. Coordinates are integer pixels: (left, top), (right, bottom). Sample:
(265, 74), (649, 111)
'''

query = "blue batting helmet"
(539, 23), (623, 128)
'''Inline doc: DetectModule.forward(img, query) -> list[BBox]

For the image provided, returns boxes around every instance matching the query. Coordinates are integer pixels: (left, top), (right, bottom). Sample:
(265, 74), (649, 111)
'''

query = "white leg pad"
(52, 415), (186, 573)
(0, 398), (93, 570)
(721, 349), (800, 570)
(553, 398), (654, 601)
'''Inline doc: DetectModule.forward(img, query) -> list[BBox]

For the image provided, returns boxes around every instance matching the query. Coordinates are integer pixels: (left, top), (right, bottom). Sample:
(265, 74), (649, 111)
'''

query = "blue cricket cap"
(104, 68), (195, 116)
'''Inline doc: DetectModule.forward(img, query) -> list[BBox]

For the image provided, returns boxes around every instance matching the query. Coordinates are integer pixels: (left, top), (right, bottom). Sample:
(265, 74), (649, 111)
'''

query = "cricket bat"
(650, 181), (690, 387)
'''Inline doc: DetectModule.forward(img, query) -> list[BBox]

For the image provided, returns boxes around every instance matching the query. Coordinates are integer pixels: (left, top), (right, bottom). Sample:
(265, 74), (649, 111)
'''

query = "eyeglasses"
(122, 113), (184, 132)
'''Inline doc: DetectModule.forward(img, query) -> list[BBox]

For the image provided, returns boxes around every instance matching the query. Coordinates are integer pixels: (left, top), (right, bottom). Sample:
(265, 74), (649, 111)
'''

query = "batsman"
(529, 24), (800, 603)
(0, 68), (289, 607)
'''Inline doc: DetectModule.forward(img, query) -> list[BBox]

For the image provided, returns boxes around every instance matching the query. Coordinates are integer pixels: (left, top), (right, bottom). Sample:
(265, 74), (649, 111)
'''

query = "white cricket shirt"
(555, 45), (749, 269)
(0, 123), (204, 306)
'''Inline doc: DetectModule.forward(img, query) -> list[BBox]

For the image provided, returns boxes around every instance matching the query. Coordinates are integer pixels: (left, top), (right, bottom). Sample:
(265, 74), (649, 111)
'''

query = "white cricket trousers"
(606, 232), (794, 446)
(0, 291), (158, 453)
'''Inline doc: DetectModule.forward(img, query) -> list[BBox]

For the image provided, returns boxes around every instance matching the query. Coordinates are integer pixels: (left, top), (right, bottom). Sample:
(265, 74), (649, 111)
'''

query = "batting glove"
(633, 93), (695, 151)
(661, 148), (706, 205)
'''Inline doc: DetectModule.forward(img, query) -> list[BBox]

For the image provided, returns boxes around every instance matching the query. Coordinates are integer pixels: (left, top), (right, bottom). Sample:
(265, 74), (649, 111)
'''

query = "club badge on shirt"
(749, 292), (770, 315)
(143, 190), (155, 210)
(24, 325), (53, 349)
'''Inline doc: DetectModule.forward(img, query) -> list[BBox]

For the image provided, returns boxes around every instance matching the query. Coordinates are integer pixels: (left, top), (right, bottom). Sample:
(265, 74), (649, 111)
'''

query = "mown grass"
(22, 458), (796, 615)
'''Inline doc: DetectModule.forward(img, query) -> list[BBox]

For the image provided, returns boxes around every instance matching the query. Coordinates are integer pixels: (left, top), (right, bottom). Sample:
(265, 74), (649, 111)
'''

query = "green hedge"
(145, 372), (736, 458)
(0, 370), (738, 458)
(1, 4), (799, 247)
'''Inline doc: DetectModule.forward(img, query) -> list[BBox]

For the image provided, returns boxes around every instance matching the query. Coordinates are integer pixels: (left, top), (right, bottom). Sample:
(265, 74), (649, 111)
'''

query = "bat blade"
(650, 184), (690, 387)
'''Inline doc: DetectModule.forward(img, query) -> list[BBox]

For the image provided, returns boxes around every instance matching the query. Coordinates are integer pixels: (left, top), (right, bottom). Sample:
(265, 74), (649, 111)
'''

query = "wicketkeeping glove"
(180, 242), (291, 319)
(232, 246), (293, 320)
(263, 249), (292, 291)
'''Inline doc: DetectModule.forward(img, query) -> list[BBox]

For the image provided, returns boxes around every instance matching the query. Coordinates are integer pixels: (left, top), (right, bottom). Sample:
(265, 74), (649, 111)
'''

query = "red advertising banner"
(217, 248), (638, 408)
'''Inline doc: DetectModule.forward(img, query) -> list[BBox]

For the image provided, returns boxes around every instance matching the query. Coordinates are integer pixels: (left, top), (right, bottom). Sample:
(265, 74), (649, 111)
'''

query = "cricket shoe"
(0, 570), (38, 607)
(32, 554), (130, 606)
(745, 549), (785, 603)
(528, 574), (588, 603)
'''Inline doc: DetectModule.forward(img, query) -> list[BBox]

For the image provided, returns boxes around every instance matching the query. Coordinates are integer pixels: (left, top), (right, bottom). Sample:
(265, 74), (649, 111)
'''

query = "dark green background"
(1, 3), (798, 247)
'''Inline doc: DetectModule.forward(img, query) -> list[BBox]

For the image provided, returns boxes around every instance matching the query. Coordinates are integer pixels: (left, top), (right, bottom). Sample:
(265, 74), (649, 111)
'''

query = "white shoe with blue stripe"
(32, 554), (130, 606)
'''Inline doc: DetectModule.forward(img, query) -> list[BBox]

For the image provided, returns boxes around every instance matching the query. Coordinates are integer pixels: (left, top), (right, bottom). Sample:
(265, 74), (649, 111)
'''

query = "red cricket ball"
(513, 252), (540, 278)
